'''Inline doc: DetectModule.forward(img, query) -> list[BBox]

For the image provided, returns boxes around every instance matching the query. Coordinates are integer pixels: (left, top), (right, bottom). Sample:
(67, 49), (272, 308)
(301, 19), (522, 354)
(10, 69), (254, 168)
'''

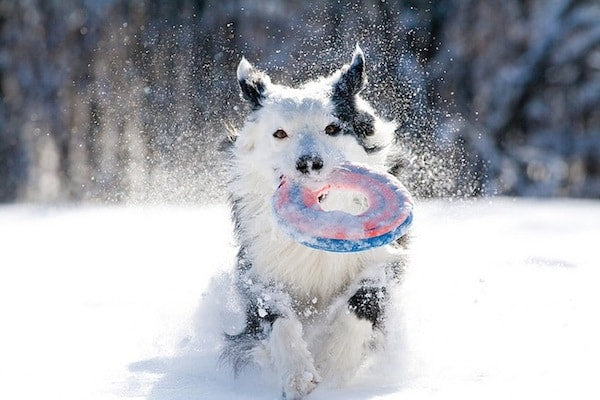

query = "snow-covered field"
(1, 198), (599, 400)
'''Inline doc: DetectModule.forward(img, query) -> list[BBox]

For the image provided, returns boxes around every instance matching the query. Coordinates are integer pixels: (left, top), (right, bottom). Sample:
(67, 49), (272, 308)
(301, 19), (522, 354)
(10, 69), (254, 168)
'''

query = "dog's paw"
(282, 369), (321, 399)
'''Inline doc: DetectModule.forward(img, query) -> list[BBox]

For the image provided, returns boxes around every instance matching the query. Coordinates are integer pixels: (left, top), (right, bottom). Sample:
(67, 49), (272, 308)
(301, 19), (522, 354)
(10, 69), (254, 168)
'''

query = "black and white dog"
(223, 45), (409, 399)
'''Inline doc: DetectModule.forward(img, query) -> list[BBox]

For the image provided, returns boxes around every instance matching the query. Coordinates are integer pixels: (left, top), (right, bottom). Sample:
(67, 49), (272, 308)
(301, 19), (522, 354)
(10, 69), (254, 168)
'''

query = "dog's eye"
(273, 129), (288, 139)
(324, 124), (341, 136)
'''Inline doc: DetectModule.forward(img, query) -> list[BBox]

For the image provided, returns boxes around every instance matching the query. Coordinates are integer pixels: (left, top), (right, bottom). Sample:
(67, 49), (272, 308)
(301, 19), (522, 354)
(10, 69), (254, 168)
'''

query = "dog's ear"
(237, 57), (271, 110)
(333, 44), (366, 99)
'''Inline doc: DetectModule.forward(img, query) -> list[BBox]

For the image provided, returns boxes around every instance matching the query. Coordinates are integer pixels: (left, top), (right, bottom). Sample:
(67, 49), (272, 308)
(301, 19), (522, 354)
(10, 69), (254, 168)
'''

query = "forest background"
(1, 0), (598, 204)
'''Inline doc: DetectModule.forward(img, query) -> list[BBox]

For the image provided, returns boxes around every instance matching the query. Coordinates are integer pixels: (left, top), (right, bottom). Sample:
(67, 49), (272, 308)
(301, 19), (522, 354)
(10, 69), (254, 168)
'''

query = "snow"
(1, 199), (599, 399)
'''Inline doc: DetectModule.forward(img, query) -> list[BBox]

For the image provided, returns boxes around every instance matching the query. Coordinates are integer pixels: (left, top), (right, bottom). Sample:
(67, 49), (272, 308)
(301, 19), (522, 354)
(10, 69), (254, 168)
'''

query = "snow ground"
(0, 198), (599, 400)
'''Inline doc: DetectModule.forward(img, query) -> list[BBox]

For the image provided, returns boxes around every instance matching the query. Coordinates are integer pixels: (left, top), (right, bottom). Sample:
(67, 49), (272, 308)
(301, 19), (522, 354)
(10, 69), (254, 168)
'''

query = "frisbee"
(271, 163), (413, 252)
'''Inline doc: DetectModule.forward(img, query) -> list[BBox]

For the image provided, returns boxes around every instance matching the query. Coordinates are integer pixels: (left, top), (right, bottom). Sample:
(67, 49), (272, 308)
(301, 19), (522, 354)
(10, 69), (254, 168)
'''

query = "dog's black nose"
(296, 154), (323, 174)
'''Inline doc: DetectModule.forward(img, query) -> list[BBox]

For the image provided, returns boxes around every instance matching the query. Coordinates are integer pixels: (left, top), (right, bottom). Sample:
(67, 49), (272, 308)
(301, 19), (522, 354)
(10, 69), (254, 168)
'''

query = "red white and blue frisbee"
(272, 163), (413, 253)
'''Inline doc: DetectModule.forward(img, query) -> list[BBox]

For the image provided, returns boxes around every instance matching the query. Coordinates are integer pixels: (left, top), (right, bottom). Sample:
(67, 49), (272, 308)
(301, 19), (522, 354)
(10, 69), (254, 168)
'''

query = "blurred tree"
(0, 0), (598, 202)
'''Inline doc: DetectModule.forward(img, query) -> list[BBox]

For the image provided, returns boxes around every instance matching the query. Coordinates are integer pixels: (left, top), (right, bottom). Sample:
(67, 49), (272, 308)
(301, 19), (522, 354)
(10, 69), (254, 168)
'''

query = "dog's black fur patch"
(348, 284), (387, 327)
(239, 72), (268, 110)
(332, 103), (383, 154)
(331, 51), (383, 154)
(333, 49), (366, 99)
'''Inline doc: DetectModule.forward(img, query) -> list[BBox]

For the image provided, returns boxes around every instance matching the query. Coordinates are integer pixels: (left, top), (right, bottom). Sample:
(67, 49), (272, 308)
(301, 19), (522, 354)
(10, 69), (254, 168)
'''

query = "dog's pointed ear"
(237, 57), (271, 110)
(333, 44), (366, 99)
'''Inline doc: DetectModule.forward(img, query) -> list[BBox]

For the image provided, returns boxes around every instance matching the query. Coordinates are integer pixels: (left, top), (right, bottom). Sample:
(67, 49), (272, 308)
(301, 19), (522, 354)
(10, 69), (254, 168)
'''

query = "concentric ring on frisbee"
(271, 163), (413, 252)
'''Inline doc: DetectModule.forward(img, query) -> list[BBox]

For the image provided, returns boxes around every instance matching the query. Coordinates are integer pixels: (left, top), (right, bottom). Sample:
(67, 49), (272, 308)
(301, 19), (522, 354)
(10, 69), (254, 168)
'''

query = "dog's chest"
(251, 235), (364, 302)
(241, 205), (393, 304)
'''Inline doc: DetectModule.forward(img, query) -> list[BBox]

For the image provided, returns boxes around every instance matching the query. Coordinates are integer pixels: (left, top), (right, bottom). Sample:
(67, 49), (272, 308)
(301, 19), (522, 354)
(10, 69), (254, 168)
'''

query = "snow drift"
(0, 198), (598, 399)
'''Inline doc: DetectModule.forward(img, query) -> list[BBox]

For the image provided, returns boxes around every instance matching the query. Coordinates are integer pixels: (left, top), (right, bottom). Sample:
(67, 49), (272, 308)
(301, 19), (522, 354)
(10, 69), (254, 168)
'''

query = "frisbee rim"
(271, 163), (413, 252)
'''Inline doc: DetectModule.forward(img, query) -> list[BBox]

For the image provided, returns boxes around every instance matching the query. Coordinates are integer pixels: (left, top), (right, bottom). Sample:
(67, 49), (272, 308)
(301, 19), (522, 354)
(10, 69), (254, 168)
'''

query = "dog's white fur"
(226, 46), (407, 399)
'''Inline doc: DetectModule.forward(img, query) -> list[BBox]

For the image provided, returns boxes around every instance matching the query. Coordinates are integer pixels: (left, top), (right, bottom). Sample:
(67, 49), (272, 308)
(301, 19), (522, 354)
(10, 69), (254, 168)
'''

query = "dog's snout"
(296, 154), (323, 174)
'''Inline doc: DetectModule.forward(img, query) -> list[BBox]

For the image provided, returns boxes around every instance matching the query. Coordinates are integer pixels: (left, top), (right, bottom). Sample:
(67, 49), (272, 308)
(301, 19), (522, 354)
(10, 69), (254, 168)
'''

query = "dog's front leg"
(260, 316), (320, 399)
(240, 277), (320, 399)
(313, 277), (388, 384)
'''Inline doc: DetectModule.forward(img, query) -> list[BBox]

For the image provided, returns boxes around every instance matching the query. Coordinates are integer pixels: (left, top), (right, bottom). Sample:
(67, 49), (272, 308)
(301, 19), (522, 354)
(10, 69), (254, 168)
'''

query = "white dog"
(223, 45), (410, 399)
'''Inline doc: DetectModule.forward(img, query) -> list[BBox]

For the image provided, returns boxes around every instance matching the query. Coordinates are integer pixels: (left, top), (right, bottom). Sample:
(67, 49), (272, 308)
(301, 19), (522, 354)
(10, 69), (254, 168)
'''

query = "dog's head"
(234, 45), (396, 189)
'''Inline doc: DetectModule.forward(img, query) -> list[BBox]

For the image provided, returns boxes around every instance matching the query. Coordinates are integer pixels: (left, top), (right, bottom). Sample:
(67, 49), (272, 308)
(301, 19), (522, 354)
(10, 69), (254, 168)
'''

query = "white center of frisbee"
(318, 189), (370, 216)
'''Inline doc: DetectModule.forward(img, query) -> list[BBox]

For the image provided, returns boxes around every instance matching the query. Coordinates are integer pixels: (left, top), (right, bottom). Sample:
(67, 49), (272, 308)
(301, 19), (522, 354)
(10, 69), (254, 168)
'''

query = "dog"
(223, 45), (409, 399)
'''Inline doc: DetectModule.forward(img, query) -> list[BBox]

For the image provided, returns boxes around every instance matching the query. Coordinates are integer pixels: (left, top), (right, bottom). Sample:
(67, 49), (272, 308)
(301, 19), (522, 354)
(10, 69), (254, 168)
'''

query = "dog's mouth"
(277, 172), (326, 189)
